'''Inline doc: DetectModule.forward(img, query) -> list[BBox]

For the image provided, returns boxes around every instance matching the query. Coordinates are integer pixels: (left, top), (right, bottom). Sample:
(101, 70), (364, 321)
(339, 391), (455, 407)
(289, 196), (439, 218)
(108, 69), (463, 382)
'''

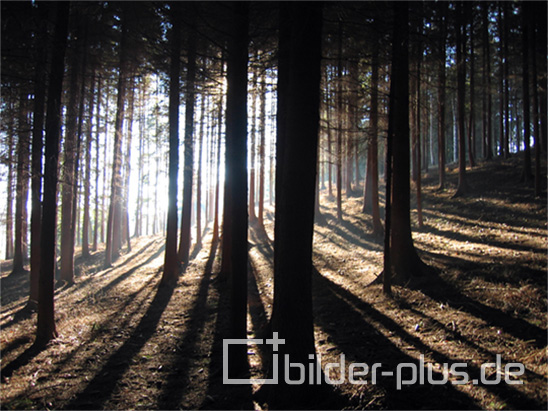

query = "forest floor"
(1, 156), (547, 410)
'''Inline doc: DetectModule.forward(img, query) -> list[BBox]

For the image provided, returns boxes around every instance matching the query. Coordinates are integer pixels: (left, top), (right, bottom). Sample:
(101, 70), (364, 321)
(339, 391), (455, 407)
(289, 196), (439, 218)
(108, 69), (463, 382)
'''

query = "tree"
(11, 91), (30, 276)
(362, 28), (383, 235)
(454, 1), (469, 198)
(482, 3), (493, 160)
(437, 1), (447, 189)
(28, 1), (49, 307)
(178, 19), (197, 265)
(521, 2), (533, 183)
(60, 17), (84, 283)
(385, 2), (427, 286)
(105, 4), (130, 268)
(35, 1), (70, 347)
(162, 2), (182, 286)
(223, 1), (248, 375)
(269, 2), (322, 403)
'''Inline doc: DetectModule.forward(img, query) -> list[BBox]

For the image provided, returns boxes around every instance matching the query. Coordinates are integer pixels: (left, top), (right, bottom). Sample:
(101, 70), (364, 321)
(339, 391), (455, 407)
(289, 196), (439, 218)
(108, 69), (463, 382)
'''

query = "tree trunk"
(36, 1), (69, 347)
(454, 2), (469, 197)
(93, 76), (102, 251)
(196, 94), (206, 248)
(162, 4), (182, 285)
(468, 2), (477, 167)
(270, 2), (322, 403)
(336, 22), (343, 221)
(5, 99), (15, 260)
(257, 69), (267, 228)
(521, 2), (533, 182)
(105, 6), (129, 267)
(12, 91), (30, 275)
(483, 3), (493, 160)
(82, 71), (96, 258)
(529, 5), (541, 196)
(59, 20), (84, 283)
(28, 3), (49, 306)
(178, 24), (196, 265)
(362, 31), (382, 235)
(249, 71), (257, 223)
(224, 1), (248, 376)
(388, 2), (426, 285)
(437, 2), (447, 189)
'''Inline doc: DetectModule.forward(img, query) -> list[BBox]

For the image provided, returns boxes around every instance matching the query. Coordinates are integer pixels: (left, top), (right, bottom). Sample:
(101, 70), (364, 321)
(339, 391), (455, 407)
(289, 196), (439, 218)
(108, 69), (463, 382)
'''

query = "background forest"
(1, 1), (547, 410)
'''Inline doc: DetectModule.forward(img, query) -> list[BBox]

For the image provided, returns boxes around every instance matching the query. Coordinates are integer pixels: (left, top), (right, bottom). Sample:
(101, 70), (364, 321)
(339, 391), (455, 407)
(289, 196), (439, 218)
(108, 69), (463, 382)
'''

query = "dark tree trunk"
(454, 2), (469, 197)
(82, 71), (96, 258)
(162, 3), (182, 286)
(29, 2), (49, 306)
(196, 95), (206, 248)
(36, 1), (69, 347)
(93, 76), (102, 251)
(105, 6), (129, 267)
(483, 3), (493, 160)
(336, 23), (343, 221)
(387, 2), (426, 285)
(257, 69), (267, 228)
(178, 23), (196, 265)
(5, 100), (15, 260)
(468, 2), (477, 167)
(12, 91), (30, 275)
(362, 32), (382, 235)
(60, 20), (83, 283)
(224, 1), (248, 375)
(529, 5), (541, 197)
(437, 2), (447, 189)
(211, 58), (224, 245)
(521, 3), (533, 182)
(249, 71), (257, 223)
(269, 2), (322, 403)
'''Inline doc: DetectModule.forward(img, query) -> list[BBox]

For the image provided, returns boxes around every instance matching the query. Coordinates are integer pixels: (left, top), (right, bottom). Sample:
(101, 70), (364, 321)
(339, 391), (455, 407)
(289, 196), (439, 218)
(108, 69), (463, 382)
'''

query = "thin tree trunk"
(196, 94), (206, 248)
(92, 76), (102, 252)
(5, 99), (15, 260)
(105, 6), (129, 267)
(336, 23), (343, 221)
(178, 24), (197, 264)
(437, 2), (447, 189)
(11, 91), (30, 275)
(454, 2), (469, 197)
(483, 3), (493, 160)
(82, 71), (96, 258)
(521, 3), (533, 182)
(468, 2), (477, 167)
(257, 69), (266, 227)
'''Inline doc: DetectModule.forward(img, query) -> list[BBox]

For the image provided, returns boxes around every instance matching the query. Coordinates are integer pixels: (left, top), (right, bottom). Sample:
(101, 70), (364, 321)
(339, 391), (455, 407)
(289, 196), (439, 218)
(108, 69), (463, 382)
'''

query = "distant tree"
(36, 1), (70, 347)
(521, 2), (533, 183)
(482, 3), (493, 160)
(11, 91), (30, 276)
(362, 29), (383, 235)
(82, 71), (96, 258)
(105, 4), (130, 268)
(454, 1), (469, 197)
(257, 68), (267, 228)
(60, 17), (84, 283)
(162, 2), (182, 286)
(269, 2), (322, 403)
(437, 1), (447, 189)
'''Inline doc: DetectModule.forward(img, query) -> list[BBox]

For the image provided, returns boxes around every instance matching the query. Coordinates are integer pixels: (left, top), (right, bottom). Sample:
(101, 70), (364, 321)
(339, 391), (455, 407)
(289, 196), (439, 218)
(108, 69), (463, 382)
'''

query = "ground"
(1, 156), (547, 410)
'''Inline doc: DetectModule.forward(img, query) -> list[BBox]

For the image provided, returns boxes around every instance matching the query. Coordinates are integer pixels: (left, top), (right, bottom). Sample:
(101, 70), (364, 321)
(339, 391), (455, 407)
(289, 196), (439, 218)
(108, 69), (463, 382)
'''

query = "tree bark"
(36, 1), (69, 347)
(270, 2), (322, 403)
(388, 2), (426, 285)
(178, 22), (197, 265)
(224, 1), (248, 376)
(437, 2), (447, 189)
(162, 3), (182, 286)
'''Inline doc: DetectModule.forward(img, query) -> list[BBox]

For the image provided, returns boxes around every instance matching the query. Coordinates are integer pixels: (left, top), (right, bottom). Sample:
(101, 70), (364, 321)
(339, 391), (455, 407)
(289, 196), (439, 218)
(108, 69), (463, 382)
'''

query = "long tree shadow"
(312, 269), (545, 410)
(64, 280), (174, 409)
(414, 260), (547, 349)
(1, 340), (43, 380)
(201, 246), (254, 410)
